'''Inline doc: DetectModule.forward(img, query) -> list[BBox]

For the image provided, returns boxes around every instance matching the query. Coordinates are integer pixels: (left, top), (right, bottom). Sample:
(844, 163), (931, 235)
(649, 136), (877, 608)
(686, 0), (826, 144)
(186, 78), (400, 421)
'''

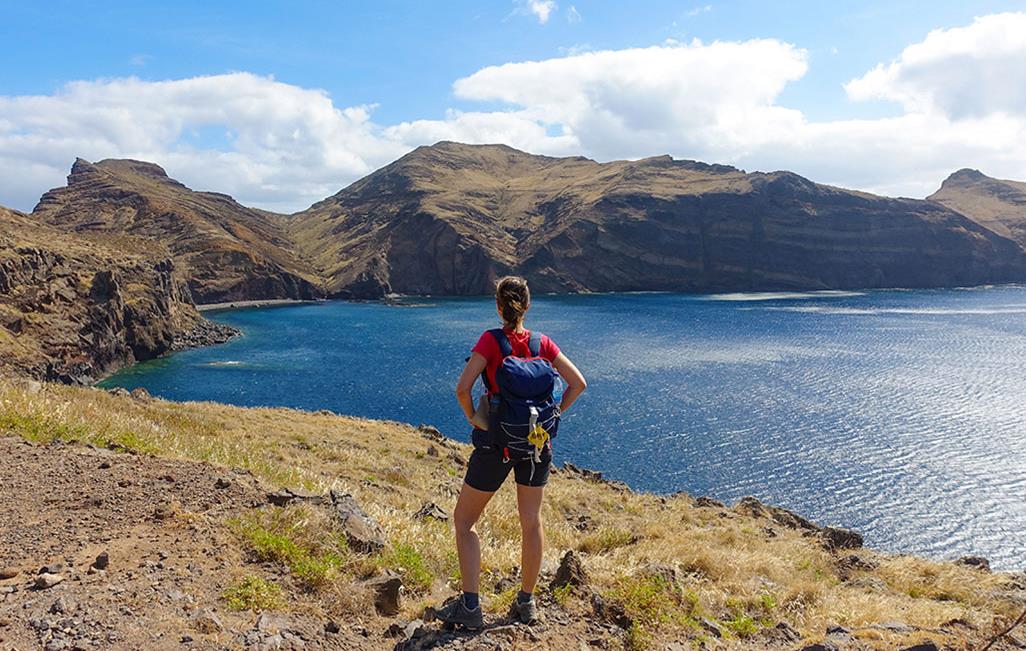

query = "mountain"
(290, 142), (1026, 297)
(8, 144), (1026, 381)
(0, 205), (226, 383)
(928, 168), (1026, 248)
(32, 158), (322, 303)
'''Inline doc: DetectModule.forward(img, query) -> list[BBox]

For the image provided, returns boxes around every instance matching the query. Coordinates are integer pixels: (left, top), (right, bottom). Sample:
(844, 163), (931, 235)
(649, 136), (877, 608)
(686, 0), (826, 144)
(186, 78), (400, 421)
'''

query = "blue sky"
(2, 1), (1026, 211)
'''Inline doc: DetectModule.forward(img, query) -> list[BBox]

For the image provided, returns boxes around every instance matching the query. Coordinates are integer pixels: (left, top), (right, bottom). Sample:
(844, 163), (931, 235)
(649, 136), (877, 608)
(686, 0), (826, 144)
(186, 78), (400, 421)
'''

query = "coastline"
(197, 298), (323, 312)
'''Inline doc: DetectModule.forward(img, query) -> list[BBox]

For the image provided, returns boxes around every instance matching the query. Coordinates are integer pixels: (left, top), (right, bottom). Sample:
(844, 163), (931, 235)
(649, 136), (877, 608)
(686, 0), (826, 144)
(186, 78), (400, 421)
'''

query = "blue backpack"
(481, 329), (560, 463)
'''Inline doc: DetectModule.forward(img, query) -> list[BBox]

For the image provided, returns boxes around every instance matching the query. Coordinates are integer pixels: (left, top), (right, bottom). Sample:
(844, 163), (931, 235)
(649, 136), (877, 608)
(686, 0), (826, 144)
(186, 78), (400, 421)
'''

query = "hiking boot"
(507, 595), (538, 624)
(434, 595), (483, 630)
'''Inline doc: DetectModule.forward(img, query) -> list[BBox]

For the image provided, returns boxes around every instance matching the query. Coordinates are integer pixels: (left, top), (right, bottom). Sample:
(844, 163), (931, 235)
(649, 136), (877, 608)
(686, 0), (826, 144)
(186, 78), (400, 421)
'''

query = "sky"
(2, 0), (1026, 212)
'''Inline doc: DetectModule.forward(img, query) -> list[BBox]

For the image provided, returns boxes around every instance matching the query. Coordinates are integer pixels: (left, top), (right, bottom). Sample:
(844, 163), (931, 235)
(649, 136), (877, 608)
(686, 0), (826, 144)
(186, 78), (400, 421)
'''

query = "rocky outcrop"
(32, 158), (322, 304)
(0, 206), (211, 383)
(290, 142), (1026, 297)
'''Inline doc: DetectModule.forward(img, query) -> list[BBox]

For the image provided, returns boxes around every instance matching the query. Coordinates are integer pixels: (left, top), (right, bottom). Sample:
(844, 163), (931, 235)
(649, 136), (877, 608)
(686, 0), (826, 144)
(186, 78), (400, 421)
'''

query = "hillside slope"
(31, 159), (322, 304)
(0, 206), (233, 383)
(928, 169), (1026, 248)
(290, 142), (1026, 298)
(0, 379), (1023, 650)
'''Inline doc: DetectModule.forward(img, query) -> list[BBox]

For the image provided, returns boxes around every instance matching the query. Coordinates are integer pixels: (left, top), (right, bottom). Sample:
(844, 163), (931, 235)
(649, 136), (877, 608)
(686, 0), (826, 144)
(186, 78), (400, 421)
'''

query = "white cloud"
(687, 5), (713, 17)
(516, 0), (556, 24)
(566, 5), (581, 24)
(4, 13), (1026, 213)
(844, 12), (1026, 119)
(0, 73), (407, 212)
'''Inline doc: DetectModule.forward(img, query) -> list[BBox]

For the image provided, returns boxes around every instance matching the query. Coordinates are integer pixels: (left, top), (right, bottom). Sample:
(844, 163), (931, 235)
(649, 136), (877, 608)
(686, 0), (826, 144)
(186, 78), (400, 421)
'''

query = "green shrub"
(223, 576), (286, 611)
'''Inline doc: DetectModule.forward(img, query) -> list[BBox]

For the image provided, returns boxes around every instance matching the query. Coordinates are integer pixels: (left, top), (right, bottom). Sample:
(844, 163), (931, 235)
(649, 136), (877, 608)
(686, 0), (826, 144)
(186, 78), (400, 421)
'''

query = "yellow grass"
(0, 377), (1020, 648)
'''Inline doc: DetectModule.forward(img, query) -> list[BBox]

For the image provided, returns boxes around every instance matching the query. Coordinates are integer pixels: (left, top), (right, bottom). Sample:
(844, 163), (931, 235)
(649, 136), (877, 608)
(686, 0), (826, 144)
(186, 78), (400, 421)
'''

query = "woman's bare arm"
(456, 352), (487, 424)
(552, 352), (587, 413)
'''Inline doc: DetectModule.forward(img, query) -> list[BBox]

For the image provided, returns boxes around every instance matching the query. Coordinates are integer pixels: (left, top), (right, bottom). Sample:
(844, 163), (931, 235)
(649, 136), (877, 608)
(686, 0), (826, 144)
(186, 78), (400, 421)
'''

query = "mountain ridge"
(5, 142), (1026, 381)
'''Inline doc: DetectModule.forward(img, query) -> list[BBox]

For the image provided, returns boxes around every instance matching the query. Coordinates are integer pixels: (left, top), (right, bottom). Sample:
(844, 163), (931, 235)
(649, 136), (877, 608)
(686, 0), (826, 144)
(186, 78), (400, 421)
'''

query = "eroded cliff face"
(0, 207), (217, 383)
(32, 159), (322, 304)
(290, 142), (1026, 297)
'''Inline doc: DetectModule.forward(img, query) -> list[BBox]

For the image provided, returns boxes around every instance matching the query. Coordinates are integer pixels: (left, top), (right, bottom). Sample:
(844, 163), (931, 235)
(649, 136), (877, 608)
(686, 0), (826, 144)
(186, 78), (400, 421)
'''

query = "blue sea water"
(102, 287), (1026, 569)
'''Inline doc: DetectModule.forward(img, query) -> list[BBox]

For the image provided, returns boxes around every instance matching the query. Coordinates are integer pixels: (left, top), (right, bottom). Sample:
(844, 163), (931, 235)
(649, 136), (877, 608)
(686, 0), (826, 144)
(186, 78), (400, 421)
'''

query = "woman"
(436, 276), (587, 628)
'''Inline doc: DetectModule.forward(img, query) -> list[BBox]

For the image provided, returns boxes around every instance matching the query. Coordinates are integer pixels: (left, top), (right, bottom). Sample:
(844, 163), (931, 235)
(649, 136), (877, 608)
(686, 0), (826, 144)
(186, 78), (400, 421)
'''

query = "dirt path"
(0, 437), (372, 651)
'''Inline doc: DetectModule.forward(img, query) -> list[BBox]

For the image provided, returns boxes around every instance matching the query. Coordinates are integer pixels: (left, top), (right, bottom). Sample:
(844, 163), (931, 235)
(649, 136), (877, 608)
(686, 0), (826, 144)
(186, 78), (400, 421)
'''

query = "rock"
(92, 552), (110, 571)
(190, 608), (223, 633)
(324, 620), (340, 634)
(956, 555), (991, 572)
(876, 621), (913, 633)
(551, 550), (588, 590)
(364, 572), (403, 616)
(129, 387), (150, 400)
(330, 490), (386, 553)
(39, 562), (64, 574)
(214, 477), (231, 489)
(693, 496), (725, 508)
(698, 617), (723, 638)
(107, 387), (130, 397)
(762, 621), (801, 643)
(899, 643), (939, 651)
(735, 496), (818, 531)
(822, 526), (864, 550)
(836, 554), (878, 578)
(563, 462), (604, 482)
(799, 643), (839, 651)
(826, 624), (852, 637)
(180, 634), (193, 643)
(426, 445), (439, 457)
(34, 573), (64, 589)
(0, 567), (19, 580)
(413, 502), (449, 521)
(49, 597), (68, 614)
(266, 487), (325, 507)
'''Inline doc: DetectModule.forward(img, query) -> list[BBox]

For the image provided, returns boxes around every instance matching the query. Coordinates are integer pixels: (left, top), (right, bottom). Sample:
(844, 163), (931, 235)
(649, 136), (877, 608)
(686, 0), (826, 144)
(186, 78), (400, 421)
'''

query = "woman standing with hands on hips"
(435, 276), (587, 628)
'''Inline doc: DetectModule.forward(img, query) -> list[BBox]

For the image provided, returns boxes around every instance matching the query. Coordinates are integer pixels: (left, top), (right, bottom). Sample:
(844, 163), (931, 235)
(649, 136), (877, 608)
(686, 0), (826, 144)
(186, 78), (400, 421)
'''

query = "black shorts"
(464, 445), (552, 492)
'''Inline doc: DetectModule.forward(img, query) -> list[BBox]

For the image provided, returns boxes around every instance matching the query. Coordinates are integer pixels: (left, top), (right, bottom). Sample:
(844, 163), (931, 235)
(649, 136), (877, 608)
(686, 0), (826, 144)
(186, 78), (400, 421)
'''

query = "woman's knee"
(454, 507), (480, 535)
(519, 512), (543, 535)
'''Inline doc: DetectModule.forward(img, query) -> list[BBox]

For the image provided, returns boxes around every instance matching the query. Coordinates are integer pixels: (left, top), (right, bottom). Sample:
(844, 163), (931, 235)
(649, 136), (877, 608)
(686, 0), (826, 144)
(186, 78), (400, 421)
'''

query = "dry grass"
(0, 377), (1021, 649)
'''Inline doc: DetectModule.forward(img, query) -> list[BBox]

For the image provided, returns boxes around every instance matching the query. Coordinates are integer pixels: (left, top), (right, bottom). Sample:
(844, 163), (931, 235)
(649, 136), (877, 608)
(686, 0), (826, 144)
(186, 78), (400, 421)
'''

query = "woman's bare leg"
(516, 484), (545, 593)
(453, 483), (495, 594)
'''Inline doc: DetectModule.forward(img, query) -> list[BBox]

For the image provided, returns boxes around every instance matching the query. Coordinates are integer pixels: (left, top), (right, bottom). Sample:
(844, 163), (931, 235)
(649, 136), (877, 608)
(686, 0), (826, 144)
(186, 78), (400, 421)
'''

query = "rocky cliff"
(290, 142), (1026, 297)
(32, 159), (322, 304)
(928, 168), (1026, 248)
(0, 206), (231, 383)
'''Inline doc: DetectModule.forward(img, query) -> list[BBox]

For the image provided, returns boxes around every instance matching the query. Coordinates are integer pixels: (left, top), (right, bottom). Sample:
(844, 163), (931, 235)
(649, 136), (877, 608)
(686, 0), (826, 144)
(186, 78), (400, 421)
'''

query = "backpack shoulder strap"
(528, 331), (542, 357)
(488, 328), (513, 358)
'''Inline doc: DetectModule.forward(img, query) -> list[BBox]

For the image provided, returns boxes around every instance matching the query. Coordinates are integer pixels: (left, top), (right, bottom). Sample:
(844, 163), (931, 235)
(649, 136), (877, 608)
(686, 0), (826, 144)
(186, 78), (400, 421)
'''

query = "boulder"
(330, 490), (386, 553)
(365, 572), (403, 615)
(551, 550), (588, 590)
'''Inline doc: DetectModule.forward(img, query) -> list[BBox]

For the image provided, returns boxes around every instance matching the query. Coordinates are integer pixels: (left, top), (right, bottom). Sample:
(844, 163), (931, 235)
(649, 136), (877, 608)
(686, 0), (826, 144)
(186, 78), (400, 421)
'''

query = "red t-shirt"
(472, 328), (560, 394)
